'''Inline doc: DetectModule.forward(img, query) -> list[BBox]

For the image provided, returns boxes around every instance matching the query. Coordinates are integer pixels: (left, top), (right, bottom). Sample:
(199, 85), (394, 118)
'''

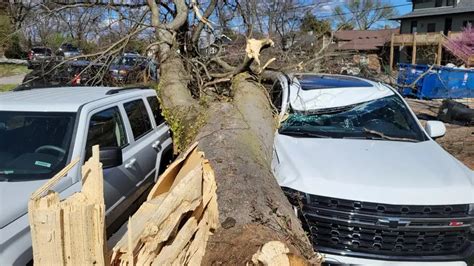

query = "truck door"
(85, 106), (134, 211)
(122, 98), (159, 184)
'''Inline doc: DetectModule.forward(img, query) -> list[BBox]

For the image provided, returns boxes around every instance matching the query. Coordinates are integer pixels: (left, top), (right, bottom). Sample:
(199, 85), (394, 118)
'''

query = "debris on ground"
(407, 99), (474, 169)
(438, 99), (474, 125)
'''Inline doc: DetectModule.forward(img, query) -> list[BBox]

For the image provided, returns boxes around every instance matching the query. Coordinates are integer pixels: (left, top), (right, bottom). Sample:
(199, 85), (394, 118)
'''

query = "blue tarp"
(397, 63), (474, 99)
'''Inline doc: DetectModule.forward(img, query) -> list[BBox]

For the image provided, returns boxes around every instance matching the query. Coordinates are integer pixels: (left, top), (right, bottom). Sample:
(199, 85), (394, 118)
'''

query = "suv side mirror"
(99, 147), (123, 169)
(425, 120), (446, 139)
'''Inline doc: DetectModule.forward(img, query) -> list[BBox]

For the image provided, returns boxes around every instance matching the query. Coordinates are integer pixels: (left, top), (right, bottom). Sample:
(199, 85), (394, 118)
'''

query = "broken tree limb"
(245, 38), (275, 66)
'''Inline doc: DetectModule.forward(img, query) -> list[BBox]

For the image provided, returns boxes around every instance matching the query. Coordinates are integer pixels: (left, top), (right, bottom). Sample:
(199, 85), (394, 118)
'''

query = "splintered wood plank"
(112, 148), (203, 264)
(110, 143), (219, 266)
(81, 145), (104, 205)
(110, 194), (167, 256)
(171, 149), (203, 189)
(251, 241), (291, 266)
(182, 210), (211, 266)
(147, 142), (199, 200)
(141, 161), (203, 240)
(28, 191), (64, 265)
(151, 217), (199, 266)
(28, 145), (107, 266)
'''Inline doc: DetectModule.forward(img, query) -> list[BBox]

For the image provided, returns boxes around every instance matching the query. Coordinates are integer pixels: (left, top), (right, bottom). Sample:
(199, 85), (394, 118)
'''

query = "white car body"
(272, 74), (474, 265)
(0, 87), (173, 265)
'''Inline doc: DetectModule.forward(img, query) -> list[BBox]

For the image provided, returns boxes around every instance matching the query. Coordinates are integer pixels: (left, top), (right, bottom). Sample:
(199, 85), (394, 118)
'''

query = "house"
(390, 0), (474, 67)
(332, 28), (399, 73)
(334, 29), (399, 51)
(395, 0), (474, 35)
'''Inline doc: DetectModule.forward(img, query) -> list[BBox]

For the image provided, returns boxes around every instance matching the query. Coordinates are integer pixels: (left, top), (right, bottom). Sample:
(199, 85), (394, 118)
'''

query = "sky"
(317, 0), (413, 29)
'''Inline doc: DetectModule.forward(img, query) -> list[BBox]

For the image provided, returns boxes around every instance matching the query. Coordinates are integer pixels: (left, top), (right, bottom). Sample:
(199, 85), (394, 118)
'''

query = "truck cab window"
(86, 107), (127, 160)
(124, 99), (153, 140)
(147, 96), (165, 125)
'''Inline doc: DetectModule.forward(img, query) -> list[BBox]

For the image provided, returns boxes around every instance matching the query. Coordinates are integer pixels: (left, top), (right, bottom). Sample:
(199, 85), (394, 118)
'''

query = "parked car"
(27, 47), (53, 69)
(0, 86), (173, 265)
(271, 73), (474, 264)
(107, 54), (158, 85)
(56, 43), (81, 59)
(21, 59), (106, 88)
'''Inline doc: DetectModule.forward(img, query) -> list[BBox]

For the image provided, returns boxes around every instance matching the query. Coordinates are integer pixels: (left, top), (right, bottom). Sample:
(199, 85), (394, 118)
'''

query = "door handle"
(152, 140), (161, 151)
(125, 158), (136, 169)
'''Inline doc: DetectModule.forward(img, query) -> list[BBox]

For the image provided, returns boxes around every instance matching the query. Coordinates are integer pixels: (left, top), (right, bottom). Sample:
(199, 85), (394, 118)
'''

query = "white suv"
(0, 86), (173, 265)
(271, 74), (474, 265)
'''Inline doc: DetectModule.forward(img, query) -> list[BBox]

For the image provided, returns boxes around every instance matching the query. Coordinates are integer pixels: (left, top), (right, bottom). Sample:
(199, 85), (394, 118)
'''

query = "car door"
(85, 106), (136, 211)
(122, 98), (159, 184)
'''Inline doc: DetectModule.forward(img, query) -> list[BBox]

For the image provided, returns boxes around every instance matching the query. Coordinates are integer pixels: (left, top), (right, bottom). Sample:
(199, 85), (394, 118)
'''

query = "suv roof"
(0, 87), (154, 112)
(287, 73), (394, 111)
(297, 74), (374, 90)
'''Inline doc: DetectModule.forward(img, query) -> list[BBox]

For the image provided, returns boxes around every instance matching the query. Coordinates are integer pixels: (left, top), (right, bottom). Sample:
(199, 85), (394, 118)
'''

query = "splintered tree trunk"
(158, 52), (317, 264)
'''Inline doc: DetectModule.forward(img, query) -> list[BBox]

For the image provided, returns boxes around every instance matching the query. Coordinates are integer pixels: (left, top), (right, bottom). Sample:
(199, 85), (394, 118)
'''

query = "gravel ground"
(407, 99), (474, 170)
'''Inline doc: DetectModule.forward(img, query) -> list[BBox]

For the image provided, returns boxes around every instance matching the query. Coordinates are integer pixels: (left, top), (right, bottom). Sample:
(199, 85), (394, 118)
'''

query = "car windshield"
(279, 95), (427, 142)
(0, 112), (76, 181)
(32, 48), (51, 55)
(114, 56), (144, 66)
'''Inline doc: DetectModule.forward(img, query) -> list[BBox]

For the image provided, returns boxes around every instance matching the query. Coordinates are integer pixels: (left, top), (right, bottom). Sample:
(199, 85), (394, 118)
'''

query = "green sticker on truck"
(35, 161), (51, 168)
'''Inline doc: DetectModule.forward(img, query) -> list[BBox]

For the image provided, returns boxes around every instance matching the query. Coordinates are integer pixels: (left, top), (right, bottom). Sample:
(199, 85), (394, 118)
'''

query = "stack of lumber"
(109, 143), (219, 265)
(28, 146), (106, 265)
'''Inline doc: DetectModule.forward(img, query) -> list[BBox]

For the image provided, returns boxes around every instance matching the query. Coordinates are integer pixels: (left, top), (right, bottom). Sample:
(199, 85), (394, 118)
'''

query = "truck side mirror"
(425, 120), (446, 139)
(99, 147), (123, 169)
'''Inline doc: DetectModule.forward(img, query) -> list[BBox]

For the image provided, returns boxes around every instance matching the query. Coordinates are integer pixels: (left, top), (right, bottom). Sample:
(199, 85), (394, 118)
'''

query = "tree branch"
(191, 0), (217, 46)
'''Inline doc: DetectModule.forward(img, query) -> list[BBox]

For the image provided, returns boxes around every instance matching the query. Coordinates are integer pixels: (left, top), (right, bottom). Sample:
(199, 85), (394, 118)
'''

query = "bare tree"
(334, 0), (397, 30)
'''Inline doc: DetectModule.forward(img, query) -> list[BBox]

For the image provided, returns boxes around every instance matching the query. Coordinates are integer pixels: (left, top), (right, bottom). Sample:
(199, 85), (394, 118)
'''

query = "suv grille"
(283, 187), (474, 258)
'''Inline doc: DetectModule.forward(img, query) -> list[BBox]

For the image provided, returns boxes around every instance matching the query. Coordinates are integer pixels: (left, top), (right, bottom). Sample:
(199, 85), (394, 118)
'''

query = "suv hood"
(273, 134), (474, 205)
(0, 179), (46, 229)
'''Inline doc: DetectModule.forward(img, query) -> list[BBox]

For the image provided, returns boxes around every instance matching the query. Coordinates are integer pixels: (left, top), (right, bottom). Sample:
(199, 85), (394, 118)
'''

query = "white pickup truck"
(0, 86), (173, 265)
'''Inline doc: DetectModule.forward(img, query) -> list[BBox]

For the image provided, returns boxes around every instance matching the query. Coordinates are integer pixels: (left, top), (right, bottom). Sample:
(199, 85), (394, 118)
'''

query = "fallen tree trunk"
(195, 74), (316, 264)
(158, 61), (318, 264)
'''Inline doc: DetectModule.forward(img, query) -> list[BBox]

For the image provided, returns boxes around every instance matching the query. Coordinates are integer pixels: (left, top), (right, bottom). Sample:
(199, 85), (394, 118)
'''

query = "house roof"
(392, 0), (474, 20)
(334, 28), (399, 51)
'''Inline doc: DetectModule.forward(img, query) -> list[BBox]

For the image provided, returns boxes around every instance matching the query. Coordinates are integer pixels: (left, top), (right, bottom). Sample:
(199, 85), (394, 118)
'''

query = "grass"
(0, 64), (29, 78)
(0, 84), (16, 92)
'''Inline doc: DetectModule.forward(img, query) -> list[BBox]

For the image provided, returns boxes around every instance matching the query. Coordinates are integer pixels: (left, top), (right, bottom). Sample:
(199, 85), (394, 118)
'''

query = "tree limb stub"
(245, 38), (274, 66)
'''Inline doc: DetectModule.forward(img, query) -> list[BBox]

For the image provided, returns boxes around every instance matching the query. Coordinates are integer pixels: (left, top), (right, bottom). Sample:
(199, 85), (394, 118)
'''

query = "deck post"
(390, 33), (395, 70)
(437, 32), (443, 65)
(412, 32), (417, 65)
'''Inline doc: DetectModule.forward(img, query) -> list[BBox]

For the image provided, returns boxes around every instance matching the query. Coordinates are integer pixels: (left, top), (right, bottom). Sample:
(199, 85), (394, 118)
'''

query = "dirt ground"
(406, 99), (474, 170)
